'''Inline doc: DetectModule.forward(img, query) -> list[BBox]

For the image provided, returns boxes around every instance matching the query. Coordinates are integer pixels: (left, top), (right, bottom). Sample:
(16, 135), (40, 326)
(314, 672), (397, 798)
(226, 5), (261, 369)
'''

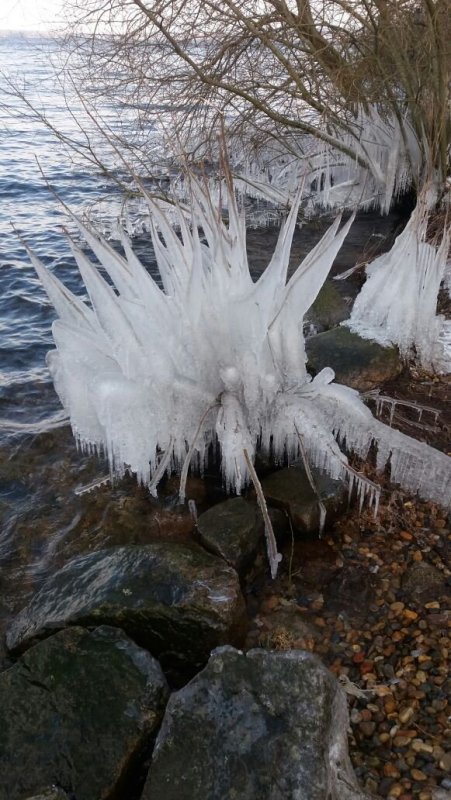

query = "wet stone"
(0, 626), (169, 800)
(261, 466), (345, 535)
(306, 325), (402, 391)
(6, 543), (247, 678)
(143, 647), (371, 800)
(196, 497), (263, 574)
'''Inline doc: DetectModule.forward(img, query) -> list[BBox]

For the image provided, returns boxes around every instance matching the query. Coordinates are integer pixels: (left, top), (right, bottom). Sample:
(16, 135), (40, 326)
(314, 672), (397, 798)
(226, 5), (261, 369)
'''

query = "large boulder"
(261, 466), (345, 535)
(306, 326), (402, 391)
(196, 497), (263, 574)
(143, 646), (371, 800)
(0, 626), (168, 800)
(6, 543), (247, 677)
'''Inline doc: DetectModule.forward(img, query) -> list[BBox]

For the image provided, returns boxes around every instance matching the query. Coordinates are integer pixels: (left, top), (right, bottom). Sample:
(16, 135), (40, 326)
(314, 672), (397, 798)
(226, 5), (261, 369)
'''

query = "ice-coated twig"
(243, 448), (281, 579)
(75, 474), (112, 496)
(364, 390), (441, 428)
(295, 422), (327, 537)
(148, 436), (175, 498)
(179, 403), (220, 504)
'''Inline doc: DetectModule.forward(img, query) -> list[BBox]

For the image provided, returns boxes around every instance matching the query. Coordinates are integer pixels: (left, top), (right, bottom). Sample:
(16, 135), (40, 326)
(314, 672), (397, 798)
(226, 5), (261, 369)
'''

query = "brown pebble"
(359, 720), (376, 737)
(384, 763), (401, 778)
(393, 736), (411, 747)
(410, 769), (427, 781)
(411, 739), (433, 754)
(439, 752), (451, 771)
(398, 706), (415, 725)
(385, 699), (397, 714)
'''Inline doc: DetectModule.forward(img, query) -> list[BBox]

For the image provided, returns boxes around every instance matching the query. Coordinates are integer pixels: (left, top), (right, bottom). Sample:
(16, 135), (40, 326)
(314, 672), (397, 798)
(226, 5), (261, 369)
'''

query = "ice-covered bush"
(27, 173), (451, 577)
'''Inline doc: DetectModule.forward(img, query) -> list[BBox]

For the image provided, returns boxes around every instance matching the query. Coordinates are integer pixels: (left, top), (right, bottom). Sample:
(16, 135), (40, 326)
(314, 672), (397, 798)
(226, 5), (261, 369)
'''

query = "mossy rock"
(306, 325), (402, 391)
(0, 626), (168, 800)
(306, 280), (350, 332)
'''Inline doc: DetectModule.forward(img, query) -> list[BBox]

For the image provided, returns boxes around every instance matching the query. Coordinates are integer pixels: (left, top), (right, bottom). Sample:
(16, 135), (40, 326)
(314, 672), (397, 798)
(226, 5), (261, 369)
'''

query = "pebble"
(360, 721), (376, 737)
(411, 769), (427, 781)
(399, 707), (415, 725)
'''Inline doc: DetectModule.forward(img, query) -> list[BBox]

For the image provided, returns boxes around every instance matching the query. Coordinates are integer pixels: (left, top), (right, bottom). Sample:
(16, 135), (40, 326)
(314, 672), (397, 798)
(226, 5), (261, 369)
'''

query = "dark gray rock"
(197, 497), (263, 573)
(143, 646), (370, 800)
(261, 466), (345, 535)
(6, 543), (247, 677)
(0, 626), (168, 800)
(402, 561), (447, 602)
(306, 279), (350, 333)
(306, 326), (403, 391)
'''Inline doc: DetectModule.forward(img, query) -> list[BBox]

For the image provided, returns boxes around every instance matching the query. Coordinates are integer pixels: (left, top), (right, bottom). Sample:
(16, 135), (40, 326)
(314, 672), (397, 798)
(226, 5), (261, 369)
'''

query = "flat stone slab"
(0, 626), (168, 800)
(7, 543), (247, 676)
(306, 325), (402, 391)
(143, 646), (371, 800)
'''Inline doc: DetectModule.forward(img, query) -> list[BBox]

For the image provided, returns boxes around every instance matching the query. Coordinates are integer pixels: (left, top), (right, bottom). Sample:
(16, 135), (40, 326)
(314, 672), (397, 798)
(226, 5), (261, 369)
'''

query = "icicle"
(75, 474), (112, 496)
(244, 449), (281, 579)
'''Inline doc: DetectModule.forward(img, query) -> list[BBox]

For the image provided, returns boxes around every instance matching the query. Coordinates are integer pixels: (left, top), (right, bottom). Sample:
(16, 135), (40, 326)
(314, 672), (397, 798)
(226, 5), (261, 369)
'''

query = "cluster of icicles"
(231, 106), (422, 216)
(27, 173), (451, 578)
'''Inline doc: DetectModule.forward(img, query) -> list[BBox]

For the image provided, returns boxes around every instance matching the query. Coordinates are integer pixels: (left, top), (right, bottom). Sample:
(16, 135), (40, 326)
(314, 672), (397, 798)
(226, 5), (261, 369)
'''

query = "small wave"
(0, 409), (69, 435)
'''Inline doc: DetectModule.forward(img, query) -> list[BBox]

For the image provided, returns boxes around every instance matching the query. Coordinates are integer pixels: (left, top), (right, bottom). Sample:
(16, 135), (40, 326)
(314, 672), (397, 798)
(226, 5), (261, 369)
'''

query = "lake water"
(0, 32), (167, 438)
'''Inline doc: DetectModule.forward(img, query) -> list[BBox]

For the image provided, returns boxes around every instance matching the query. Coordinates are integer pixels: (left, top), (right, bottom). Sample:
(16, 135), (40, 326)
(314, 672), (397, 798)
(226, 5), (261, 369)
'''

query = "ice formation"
(347, 188), (451, 370)
(27, 173), (451, 577)
(231, 107), (422, 217)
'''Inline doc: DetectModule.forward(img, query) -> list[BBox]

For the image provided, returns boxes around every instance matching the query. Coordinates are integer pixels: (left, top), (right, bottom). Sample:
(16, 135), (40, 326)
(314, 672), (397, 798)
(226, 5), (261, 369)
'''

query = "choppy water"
(0, 32), (161, 436)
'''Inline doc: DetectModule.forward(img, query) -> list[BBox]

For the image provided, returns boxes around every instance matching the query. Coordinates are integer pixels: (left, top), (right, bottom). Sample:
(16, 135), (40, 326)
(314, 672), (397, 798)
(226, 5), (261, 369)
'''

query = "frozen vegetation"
(347, 186), (451, 371)
(26, 171), (451, 575)
(229, 109), (450, 369)
(233, 107), (422, 217)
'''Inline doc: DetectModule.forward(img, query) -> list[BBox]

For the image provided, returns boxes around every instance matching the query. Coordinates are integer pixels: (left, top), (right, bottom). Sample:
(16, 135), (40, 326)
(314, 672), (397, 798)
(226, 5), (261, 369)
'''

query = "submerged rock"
(0, 626), (168, 800)
(306, 326), (403, 391)
(6, 543), (247, 677)
(143, 646), (371, 800)
(197, 497), (263, 574)
(261, 466), (345, 535)
(402, 561), (448, 602)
